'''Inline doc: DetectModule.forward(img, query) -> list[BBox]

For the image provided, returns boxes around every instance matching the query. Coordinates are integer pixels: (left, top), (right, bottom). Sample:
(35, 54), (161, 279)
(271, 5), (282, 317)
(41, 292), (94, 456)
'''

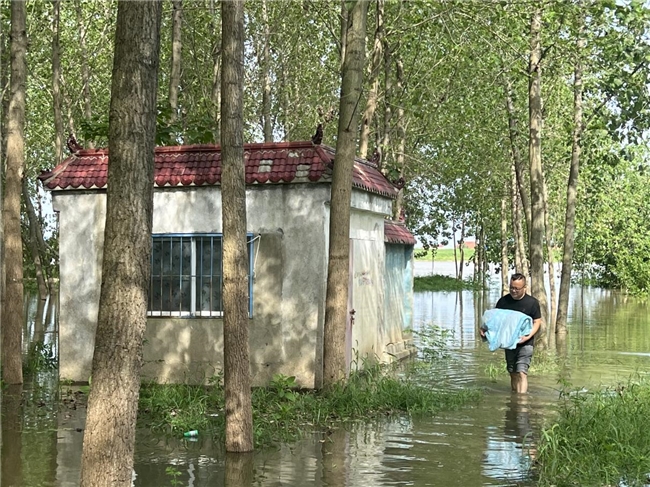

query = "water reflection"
(5, 286), (650, 486)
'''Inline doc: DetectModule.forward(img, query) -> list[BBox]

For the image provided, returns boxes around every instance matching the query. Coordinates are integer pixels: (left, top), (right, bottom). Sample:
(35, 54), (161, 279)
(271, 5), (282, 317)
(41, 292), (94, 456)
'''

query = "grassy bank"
(535, 379), (650, 486)
(138, 325), (480, 447)
(414, 274), (478, 292)
(415, 248), (475, 262)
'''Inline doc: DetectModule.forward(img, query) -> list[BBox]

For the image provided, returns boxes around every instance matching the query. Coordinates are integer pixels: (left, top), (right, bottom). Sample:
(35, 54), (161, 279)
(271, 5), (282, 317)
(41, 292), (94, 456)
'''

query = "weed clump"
(535, 379), (650, 487)
(138, 325), (480, 447)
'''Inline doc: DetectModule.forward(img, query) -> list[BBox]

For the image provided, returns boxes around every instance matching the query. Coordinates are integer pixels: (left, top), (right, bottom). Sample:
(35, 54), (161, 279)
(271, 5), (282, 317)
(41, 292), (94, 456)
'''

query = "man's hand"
(479, 328), (486, 338)
(518, 334), (531, 344)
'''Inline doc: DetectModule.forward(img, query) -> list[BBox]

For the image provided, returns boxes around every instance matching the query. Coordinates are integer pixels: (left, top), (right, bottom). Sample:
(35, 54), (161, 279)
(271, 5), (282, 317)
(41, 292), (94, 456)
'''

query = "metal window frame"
(148, 233), (254, 318)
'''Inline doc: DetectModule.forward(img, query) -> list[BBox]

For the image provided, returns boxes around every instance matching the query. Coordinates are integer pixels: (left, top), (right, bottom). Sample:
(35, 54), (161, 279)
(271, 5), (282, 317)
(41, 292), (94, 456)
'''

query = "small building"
(39, 141), (416, 387)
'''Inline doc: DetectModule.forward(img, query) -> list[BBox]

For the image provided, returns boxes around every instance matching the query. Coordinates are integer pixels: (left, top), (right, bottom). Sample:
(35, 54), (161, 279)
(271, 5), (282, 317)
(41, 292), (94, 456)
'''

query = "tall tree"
(359, 0), (384, 159)
(221, 0), (254, 453)
(322, 0), (369, 387)
(79, 2), (162, 486)
(169, 0), (182, 123)
(528, 2), (549, 339)
(52, 0), (64, 163)
(260, 0), (273, 142)
(556, 12), (584, 335)
(2, 0), (27, 386)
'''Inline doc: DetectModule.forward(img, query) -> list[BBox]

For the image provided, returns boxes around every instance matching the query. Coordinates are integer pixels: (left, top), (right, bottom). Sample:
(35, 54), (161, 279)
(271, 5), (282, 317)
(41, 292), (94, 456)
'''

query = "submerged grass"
(138, 326), (480, 447)
(535, 378), (650, 487)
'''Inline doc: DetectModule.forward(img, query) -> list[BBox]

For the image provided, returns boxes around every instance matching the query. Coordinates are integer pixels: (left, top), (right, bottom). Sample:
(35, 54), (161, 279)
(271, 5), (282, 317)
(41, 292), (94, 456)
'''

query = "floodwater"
(3, 281), (650, 487)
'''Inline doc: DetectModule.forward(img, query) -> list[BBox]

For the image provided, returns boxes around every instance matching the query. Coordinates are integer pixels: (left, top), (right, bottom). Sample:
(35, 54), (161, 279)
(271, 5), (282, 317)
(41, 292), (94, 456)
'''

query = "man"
(487, 273), (541, 393)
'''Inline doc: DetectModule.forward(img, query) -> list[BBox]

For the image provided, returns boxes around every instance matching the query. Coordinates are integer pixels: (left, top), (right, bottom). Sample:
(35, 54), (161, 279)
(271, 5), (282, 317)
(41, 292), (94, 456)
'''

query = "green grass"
(138, 350), (481, 447)
(535, 378), (650, 487)
(415, 248), (475, 262)
(414, 274), (479, 292)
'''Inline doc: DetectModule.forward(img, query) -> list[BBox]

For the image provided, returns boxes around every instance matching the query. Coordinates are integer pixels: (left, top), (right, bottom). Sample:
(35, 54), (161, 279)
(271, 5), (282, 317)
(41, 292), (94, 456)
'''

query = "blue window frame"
(148, 234), (253, 317)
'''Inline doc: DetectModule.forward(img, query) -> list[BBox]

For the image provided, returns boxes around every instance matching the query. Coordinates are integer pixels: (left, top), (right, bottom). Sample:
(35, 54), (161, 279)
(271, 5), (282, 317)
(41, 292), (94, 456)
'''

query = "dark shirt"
(495, 294), (541, 347)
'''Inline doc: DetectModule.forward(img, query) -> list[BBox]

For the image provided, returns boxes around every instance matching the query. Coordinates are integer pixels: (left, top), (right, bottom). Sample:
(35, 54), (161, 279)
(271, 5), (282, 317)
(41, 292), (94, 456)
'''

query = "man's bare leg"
(510, 372), (528, 393)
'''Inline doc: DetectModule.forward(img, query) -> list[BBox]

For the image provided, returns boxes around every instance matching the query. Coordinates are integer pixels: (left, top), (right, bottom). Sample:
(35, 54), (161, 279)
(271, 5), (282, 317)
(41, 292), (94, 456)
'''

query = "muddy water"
(4, 286), (650, 487)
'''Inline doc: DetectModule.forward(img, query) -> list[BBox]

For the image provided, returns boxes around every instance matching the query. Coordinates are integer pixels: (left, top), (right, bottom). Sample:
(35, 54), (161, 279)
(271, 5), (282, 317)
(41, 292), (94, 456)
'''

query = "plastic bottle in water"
(183, 430), (198, 437)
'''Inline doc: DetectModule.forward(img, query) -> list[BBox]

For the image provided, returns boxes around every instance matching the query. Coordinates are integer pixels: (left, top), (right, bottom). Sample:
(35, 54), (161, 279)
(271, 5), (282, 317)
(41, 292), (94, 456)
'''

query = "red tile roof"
(384, 220), (416, 246)
(38, 141), (398, 199)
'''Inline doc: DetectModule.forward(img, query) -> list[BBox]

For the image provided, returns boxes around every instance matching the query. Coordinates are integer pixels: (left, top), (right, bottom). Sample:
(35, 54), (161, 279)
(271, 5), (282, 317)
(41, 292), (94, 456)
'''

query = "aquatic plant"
(535, 379), (650, 486)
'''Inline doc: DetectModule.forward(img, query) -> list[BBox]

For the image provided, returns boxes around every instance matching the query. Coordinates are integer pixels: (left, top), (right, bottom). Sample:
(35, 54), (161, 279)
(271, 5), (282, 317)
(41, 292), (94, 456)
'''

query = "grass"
(415, 248), (475, 262)
(414, 274), (479, 292)
(535, 378), (650, 487)
(138, 329), (481, 447)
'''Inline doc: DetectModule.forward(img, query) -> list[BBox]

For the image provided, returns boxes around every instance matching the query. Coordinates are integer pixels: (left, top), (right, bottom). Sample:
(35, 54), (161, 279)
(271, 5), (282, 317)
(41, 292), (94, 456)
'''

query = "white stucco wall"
(53, 183), (411, 387)
(53, 184), (330, 387)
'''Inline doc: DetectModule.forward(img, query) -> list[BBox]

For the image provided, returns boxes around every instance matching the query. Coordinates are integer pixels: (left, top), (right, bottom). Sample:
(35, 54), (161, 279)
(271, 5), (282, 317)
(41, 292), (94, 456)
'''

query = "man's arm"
(518, 318), (541, 344)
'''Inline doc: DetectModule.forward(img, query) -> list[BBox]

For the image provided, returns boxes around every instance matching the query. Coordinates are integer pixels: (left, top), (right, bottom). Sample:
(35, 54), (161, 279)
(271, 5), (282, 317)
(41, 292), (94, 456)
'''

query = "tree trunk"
(379, 32), (392, 173)
(2, 0), (27, 386)
(79, 3), (162, 486)
(359, 0), (383, 159)
(458, 220), (465, 281)
(556, 16), (584, 336)
(75, 0), (93, 147)
(169, 0), (183, 123)
(209, 0), (221, 143)
(504, 76), (532, 238)
(52, 0), (64, 163)
(510, 162), (528, 276)
(22, 178), (48, 301)
(392, 56), (406, 220)
(528, 2), (548, 344)
(260, 0), (273, 142)
(542, 175), (557, 331)
(500, 184), (509, 294)
(322, 0), (368, 388)
(221, 0), (254, 453)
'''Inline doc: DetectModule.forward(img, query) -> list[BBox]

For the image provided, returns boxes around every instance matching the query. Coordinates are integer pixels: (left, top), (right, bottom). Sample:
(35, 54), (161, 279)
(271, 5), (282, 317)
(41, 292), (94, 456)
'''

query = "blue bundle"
(481, 309), (533, 351)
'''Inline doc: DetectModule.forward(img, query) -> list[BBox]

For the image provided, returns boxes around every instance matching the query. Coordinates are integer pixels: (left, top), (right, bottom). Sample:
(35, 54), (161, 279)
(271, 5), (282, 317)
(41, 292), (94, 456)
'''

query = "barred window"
(148, 234), (252, 317)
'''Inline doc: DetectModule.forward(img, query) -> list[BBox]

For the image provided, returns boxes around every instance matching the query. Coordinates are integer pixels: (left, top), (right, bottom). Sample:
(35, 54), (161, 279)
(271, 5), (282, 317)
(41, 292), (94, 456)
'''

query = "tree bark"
(22, 178), (49, 301)
(169, 0), (183, 123)
(52, 0), (64, 163)
(504, 76), (532, 239)
(2, 0), (27, 386)
(209, 0), (221, 143)
(392, 56), (405, 220)
(501, 187), (509, 294)
(542, 174), (557, 331)
(556, 15), (585, 336)
(79, 3), (162, 486)
(379, 29), (393, 173)
(323, 0), (368, 388)
(260, 0), (273, 142)
(528, 2), (548, 344)
(221, 0), (254, 453)
(74, 0), (93, 147)
(359, 0), (383, 159)
(510, 162), (528, 276)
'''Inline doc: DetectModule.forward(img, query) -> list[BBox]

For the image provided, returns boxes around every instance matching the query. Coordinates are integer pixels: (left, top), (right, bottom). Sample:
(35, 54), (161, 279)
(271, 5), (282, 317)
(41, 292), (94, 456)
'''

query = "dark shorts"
(505, 345), (534, 374)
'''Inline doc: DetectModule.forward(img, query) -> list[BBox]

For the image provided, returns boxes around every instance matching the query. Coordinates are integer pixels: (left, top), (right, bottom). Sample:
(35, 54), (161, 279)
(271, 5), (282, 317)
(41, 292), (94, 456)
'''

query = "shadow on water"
(4, 286), (650, 486)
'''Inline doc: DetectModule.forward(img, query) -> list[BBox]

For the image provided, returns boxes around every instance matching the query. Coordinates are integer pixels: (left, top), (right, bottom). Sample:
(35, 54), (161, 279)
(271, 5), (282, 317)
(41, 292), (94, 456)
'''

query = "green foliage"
(536, 379), (650, 487)
(165, 466), (183, 487)
(576, 144), (650, 294)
